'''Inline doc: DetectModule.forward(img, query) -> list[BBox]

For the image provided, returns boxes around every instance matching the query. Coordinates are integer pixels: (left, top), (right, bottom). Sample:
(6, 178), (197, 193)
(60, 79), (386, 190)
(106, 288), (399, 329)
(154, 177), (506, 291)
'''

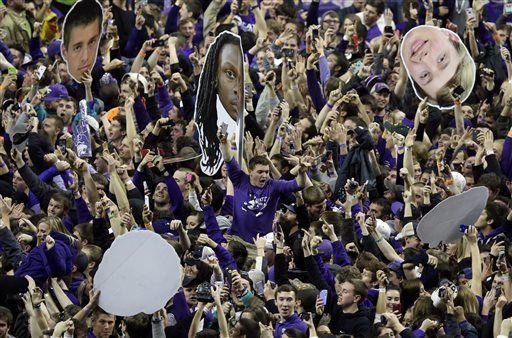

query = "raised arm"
(466, 226), (482, 297)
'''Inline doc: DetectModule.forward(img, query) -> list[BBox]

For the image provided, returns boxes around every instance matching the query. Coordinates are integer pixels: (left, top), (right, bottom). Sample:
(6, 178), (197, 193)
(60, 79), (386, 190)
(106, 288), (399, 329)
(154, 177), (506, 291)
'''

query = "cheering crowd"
(1, 0), (512, 337)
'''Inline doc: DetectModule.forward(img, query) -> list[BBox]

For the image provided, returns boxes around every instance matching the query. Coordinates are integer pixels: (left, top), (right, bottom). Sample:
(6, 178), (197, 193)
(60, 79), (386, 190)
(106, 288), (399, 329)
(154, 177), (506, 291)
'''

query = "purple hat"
(388, 260), (403, 278)
(47, 39), (62, 60)
(318, 239), (333, 260)
(391, 201), (404, 217)
(363, 74), (382, 90)
(43, 84), (69, 102)
(370, 82), (391, 94)
(458, 268), (472, 279)
(402, 117), (414, 129)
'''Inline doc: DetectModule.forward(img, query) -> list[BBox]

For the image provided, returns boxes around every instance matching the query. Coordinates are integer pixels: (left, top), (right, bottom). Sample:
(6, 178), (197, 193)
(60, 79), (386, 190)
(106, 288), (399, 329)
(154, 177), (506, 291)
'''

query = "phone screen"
(319, 289), (327, 306)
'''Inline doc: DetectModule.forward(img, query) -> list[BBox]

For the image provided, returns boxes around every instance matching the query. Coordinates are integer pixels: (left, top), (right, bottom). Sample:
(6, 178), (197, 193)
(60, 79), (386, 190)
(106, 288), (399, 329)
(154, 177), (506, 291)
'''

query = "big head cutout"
(194, 31), (245, 176)
(61, 0), (103, 83)
(400, 25), (476, 110)
(93, 230), (182, 316)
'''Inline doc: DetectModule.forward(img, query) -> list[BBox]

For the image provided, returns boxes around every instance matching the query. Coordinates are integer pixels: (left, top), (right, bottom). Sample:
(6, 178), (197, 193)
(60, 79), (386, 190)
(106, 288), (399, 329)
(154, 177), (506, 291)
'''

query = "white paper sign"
(417, 186), (488, 247)
(93, 230), (182, 316)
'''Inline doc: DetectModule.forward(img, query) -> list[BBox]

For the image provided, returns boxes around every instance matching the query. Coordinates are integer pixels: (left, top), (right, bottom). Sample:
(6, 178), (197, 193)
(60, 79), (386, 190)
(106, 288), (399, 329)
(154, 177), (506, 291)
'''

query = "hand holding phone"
(319, 289), (327, 306)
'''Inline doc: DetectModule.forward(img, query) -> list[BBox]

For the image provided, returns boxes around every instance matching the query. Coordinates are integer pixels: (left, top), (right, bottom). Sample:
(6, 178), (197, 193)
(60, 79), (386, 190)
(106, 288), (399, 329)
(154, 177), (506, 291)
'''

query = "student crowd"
(0, 0), (512, 337)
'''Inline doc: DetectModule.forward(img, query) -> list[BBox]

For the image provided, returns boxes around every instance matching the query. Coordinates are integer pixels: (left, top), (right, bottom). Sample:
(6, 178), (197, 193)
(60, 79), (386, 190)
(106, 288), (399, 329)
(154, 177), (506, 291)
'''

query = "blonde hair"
(455, 285), (479, 315)
(37, 216), (76, 246)
(414, 37), (475, 109)
(454, 237), (471, 262)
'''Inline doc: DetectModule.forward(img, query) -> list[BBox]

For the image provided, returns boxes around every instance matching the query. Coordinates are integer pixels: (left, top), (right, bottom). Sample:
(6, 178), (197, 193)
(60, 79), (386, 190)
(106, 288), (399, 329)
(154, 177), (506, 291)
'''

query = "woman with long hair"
(15, 216), (78, 286)
(195, 31), (244, 176)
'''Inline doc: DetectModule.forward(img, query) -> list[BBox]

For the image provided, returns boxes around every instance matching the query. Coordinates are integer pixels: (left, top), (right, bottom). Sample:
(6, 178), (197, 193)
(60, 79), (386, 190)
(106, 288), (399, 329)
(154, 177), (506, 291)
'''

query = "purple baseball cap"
(318, 239), (333, 260)
(391, 201), (404, 217)
(47, 39), (62, 60)
(370, 82), (391, 94)
(43, 84), (69, 102)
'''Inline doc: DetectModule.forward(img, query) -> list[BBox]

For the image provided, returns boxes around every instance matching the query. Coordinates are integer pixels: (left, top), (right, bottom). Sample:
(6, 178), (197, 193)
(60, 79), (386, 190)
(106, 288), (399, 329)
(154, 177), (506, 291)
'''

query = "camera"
(312, 28), (319, 39)
(153, 39), (166, 47)
(346, 179), (359, 195)
(196, 282), (214, 303)
(282, 48), (295, 58)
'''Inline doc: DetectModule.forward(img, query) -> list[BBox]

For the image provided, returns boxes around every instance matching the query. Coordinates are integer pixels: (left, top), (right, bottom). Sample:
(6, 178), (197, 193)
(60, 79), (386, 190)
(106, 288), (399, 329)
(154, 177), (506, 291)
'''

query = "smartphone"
(505, 3), (512, 14)
(7, 66), (17, 75)
(140, 148), (154, 168)
(244, 82), (254, 95)
(282, 48), (295, 58)
(497, 250), (506, 262)
(35, 65), (46, 80)
(438, 287), (446, 298)
(185, 172), (195, 183)
(321, 150), (333, 163)
(495, 286), (502, 298)
(459, 224), (468, 233)
(262, 56), (272, 73)
(472, 129), (482, 144)
(465, 8), (475, 20)
(352, 60), (364, 74)
(452, 85), (465, 97)
(319, 289), (328, 306)
(312, 28), (319, 39)
(255, 281), (264, 295)
(391, 303), (401, 313)
(57, 138), (67, 155)
(153, 39), (166, 47)
(161, 119), (175, 128)
(220, 122), (228, 136)
(384, 25), (393, 35)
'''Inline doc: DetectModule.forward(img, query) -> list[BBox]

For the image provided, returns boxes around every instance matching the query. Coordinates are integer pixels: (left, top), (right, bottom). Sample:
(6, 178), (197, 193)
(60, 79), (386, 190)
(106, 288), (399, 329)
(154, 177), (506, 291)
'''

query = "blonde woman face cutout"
(402, 26), (460, 101)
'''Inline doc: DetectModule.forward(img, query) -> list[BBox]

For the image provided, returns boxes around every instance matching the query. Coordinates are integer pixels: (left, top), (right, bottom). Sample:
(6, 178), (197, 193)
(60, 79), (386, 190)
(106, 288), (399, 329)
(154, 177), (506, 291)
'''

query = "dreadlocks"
(195, 31), (241, 176)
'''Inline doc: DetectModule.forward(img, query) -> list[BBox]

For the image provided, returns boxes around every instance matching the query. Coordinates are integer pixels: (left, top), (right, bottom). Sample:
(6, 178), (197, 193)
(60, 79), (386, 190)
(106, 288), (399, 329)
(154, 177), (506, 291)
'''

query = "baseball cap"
(42, 83), (69, 102)
(376, 219), (392, 240)
(395, 222), (417, 240)
(317, 239), (333, 260)
(370, 82), (391, 94)
(282, 203), (297, 214)
(391, 201), (404, 217)
(47, 39), (62, 60)
(458, 268), (472, 279)
(388, 260), (403, 278)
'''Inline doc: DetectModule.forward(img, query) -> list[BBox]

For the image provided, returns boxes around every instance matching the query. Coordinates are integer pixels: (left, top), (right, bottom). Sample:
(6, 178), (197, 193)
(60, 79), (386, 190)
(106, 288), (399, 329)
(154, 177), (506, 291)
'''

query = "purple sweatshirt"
(274, 313), (308, 338)
(226, 158), (301, 243)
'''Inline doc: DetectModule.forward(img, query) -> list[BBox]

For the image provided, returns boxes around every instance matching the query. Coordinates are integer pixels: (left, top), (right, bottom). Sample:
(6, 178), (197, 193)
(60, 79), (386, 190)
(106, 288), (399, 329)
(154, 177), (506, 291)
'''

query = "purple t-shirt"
(226, 158), (301, 242)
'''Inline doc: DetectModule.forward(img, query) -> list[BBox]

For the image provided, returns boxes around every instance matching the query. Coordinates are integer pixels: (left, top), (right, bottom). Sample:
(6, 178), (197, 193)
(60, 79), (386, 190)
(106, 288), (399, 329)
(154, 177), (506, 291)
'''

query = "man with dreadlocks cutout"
(195, 31), (245, 177)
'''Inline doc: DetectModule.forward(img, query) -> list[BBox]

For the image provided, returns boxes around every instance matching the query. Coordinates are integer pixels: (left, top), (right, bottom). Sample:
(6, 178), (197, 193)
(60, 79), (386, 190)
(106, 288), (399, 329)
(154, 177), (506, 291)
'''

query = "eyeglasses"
(324, 20), (340, 24)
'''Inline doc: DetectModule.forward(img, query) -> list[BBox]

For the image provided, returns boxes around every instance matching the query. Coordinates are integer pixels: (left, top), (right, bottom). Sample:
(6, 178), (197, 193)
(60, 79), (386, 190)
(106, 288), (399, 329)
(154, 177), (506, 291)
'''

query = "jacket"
(15, 231), (77, 286)
(0, 8), (33, 50)
(329, 307), (372, 338)
(334, 127), (377, 200)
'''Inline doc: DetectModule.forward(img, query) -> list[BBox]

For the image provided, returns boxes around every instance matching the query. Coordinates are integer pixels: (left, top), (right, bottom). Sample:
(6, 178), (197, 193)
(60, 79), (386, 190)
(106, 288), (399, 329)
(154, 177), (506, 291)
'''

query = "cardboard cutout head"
(194, 31), (245, 176)
(60, 0), (103, 83)
(93, 230), (182, 316)
(417, 187), (488, 247)
(400, 25), (475, 110)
